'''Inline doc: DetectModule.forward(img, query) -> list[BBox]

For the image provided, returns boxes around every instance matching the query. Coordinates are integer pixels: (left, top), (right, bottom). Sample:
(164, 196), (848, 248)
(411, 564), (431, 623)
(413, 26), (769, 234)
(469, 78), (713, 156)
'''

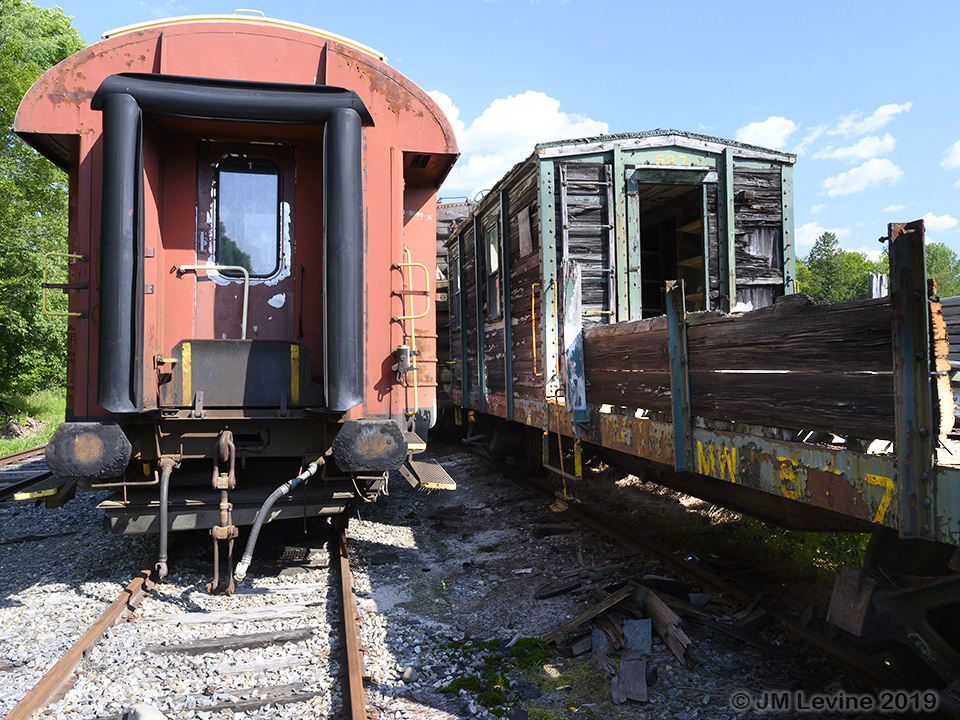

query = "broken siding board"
(586, 370), (673, 412)
(734, 168), (784, 298)
(706, 185), (721, 307)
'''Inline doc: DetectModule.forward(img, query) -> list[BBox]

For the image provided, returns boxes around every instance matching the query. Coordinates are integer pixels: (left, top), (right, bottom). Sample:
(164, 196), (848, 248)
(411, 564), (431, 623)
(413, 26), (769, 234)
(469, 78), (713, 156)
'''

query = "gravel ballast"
(0, 445), (875, 719)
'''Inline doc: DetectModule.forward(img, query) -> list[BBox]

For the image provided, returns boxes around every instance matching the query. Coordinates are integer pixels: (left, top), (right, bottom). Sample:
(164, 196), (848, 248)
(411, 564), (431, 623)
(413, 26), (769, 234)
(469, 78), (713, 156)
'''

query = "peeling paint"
(267, 293), (286, 308)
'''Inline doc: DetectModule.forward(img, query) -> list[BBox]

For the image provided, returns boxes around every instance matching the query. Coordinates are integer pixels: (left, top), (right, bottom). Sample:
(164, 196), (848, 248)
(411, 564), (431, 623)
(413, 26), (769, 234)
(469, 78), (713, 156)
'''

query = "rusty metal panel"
(826, 567), (878, 637)
(890, 220), (937, 540)
(666, 280), (692, 472)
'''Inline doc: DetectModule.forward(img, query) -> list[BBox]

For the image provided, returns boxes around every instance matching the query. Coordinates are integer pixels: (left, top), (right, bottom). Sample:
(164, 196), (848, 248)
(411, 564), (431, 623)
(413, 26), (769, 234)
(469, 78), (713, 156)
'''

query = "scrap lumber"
(591, 645), (617, 677)
(639, 587), (692, 667)
(611, 650), (647, 704)
(733, 607), (772, 633)
(541, 585), (632, 644)
(594, 612), (626, 650)
(929, 299), (955, 438)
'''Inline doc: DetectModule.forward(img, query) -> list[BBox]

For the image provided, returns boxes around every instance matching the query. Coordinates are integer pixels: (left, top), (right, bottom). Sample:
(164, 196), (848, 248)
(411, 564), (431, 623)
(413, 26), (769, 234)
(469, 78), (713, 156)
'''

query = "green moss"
(438, 675), (485, 694)
(510, 638), (549, 670)
(527, 710), (563, 720)
(479, 689), (505, 707)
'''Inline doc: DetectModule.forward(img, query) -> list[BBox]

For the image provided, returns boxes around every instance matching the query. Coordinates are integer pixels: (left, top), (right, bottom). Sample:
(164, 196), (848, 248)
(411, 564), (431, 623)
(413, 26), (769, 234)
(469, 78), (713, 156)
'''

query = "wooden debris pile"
(538, 558), (786, 705)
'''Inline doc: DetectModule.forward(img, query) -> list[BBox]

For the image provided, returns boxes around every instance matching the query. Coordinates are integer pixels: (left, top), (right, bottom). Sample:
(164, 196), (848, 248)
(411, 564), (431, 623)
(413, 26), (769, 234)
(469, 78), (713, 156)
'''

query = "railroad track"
(0, 445), (53, 502)
(2, 526), (369, 720)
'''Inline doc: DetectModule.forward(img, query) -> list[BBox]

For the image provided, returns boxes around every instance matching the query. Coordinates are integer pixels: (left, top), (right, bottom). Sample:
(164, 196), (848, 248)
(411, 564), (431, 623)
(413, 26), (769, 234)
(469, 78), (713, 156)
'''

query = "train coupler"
(208, 524), (239, 596)
(207, 430), (238, 595)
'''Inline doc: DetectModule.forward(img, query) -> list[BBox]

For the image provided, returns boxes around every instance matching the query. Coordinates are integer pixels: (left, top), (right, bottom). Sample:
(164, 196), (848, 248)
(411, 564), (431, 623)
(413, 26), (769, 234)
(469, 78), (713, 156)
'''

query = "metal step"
(399, 458), (456, 491)
(403, 431), (427, 454)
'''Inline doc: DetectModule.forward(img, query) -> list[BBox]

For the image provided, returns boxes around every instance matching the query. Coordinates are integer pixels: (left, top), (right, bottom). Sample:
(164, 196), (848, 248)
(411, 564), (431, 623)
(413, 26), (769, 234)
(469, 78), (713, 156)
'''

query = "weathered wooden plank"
(687, 301), (893, 373)
(584, 330), (669, 374)
(586, 370), (672, 412)
(143, 627), (317, 655)
(154, 603), (316, 625)
(542, 585), (633, 644)
(613, 650), (648, 703)
(690, 371), (894, 438)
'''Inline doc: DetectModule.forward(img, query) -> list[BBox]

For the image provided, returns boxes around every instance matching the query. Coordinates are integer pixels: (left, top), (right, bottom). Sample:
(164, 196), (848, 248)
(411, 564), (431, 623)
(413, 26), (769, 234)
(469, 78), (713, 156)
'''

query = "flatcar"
(15, 13), (458, 592)
(444, 131), (960, 685)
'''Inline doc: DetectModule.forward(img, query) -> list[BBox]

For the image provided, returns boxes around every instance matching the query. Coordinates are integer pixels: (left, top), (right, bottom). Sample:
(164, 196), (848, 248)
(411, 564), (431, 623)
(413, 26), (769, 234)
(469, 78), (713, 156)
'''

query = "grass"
(0, 388), (65, 456)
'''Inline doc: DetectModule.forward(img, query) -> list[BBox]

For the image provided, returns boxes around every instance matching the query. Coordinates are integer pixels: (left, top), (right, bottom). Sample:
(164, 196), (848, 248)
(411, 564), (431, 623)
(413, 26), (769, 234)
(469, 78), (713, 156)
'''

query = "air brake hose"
(233, 458), (323, 582)
(155, 457), (178, 580)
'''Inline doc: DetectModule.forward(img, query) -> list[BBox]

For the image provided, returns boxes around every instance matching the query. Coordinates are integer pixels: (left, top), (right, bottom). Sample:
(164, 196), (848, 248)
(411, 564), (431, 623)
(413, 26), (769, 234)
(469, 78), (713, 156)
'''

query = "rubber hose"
(234, 460), (321, 582)
(155, 458), (176, 579)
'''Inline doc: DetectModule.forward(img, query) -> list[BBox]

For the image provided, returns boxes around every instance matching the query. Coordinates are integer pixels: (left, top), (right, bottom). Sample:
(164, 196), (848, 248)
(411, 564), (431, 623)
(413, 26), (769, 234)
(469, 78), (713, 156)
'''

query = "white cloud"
(923, 212), (959, 234)
(433, 91), (607, 197)
(735, 116), (798, 150)
(942, 141), (960, 169)
(797, 222), (851, 248)
(792, 125), (826, 156)
(883, 204), (906, 213)
(831, 102), (912, 137)
(823, 158), (903, 197)
(955, 179), (960, 189)
(813, 134), (896, 162)
(810, 204), (827, 214)
(842, 245), (884, 262)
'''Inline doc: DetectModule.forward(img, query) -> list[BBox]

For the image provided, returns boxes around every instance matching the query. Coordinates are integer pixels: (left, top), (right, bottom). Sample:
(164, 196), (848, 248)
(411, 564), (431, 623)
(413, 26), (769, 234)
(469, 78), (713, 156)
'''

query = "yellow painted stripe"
(290, 344), (300, 405)
(182, 342), (191, 405)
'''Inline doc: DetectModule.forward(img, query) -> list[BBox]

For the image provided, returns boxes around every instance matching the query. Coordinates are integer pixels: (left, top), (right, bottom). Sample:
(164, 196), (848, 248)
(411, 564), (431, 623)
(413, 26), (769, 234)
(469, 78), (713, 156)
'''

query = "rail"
(2, 568), (154, 720)
(336, 527), (368, 720)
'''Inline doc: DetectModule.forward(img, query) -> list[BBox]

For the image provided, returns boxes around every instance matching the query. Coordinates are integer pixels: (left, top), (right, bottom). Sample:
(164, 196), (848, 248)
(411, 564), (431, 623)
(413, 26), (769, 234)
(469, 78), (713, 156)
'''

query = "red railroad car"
(15, 14), (457, 591)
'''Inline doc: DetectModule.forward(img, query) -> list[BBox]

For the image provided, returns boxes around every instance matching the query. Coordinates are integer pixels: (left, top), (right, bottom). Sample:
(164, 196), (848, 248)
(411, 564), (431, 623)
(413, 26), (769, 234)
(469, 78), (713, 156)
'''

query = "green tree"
(798, 232), (887, 302)
(925, 242), (960, 298)
(0, 0), (83, 394)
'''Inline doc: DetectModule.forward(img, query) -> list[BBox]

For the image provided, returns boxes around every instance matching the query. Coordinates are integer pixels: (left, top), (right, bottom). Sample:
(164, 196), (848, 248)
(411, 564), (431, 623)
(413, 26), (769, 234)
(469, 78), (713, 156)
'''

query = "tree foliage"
(0, 0), (83, 394)
(925, 242), (960, 298)
(798, 231), (960, 303)
(797, 232), (887, 302)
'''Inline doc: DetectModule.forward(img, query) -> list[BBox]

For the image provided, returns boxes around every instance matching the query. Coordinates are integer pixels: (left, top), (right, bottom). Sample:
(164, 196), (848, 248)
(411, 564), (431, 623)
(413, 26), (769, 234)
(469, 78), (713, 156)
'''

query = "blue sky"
(43, 0), (960, 260)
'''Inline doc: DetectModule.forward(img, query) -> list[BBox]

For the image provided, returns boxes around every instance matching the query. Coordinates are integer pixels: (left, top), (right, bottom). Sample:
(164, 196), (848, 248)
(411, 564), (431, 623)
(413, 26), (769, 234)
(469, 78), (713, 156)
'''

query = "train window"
(450, 245), (461, 329)
(485, 223), (501, 319)
(216, 158), (280, 277)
